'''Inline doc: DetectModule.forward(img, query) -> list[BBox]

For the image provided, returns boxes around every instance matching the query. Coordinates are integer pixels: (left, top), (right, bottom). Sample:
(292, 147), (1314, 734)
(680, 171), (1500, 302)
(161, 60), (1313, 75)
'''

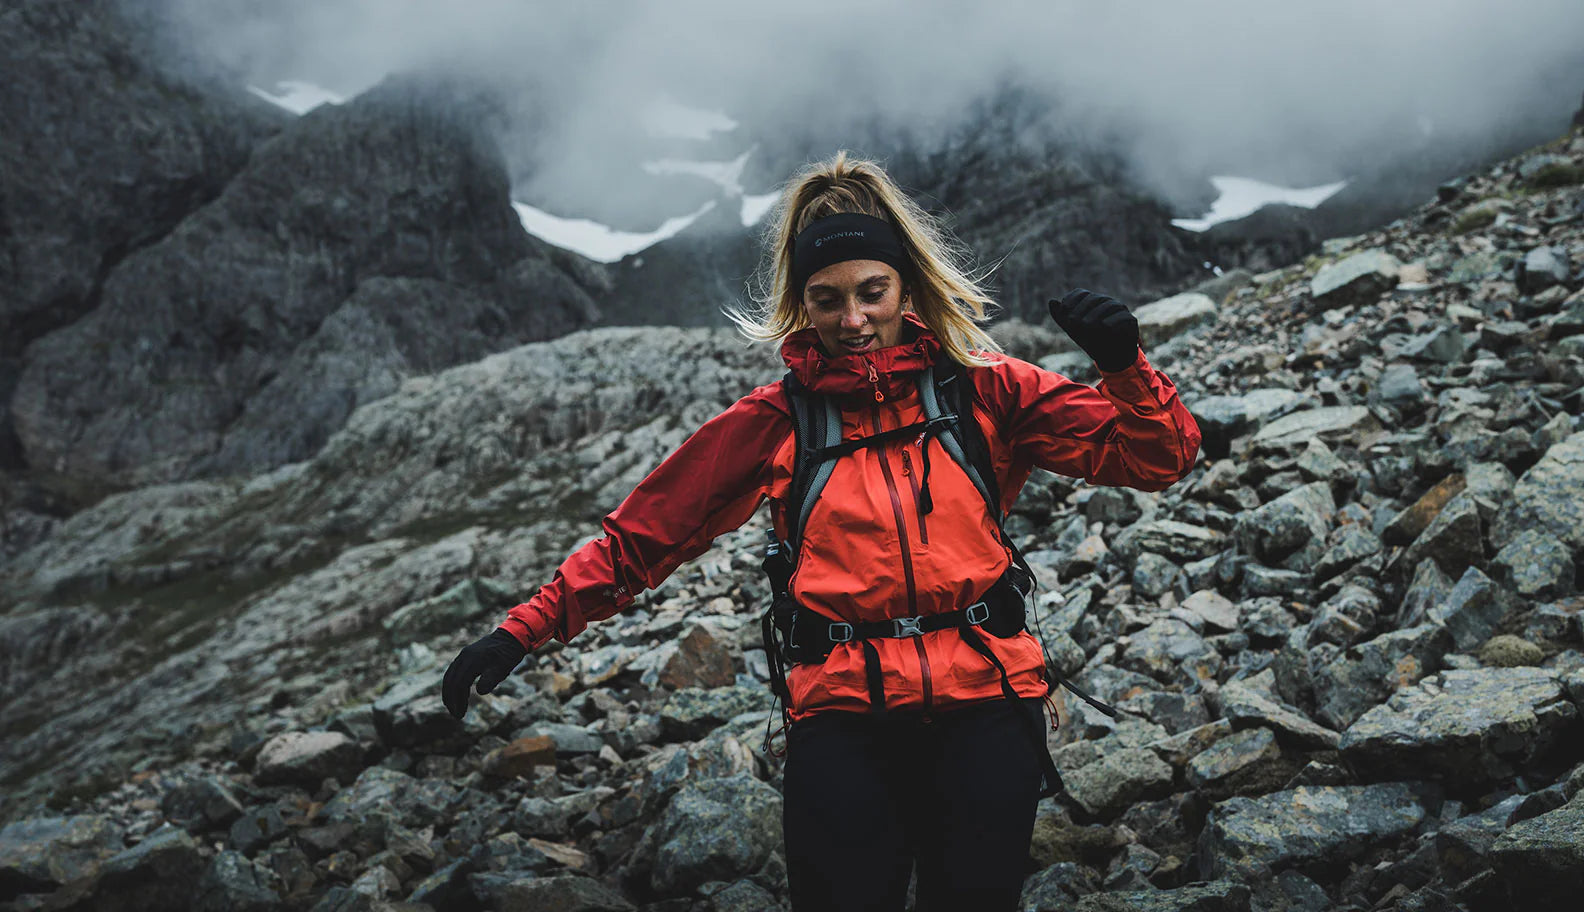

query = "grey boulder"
(1199, 783), (1428, 878)
(1340, 667), (1579, 786)
(649, 774), (783, 895)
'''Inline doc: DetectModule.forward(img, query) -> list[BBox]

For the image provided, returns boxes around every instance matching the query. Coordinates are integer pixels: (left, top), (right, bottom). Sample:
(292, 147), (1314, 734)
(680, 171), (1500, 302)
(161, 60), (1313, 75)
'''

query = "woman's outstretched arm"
(501, 384), (793, 650)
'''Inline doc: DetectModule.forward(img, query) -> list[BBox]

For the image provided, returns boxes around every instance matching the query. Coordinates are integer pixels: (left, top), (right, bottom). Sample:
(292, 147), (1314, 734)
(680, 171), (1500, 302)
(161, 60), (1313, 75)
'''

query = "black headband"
(791, 212), (911, 296)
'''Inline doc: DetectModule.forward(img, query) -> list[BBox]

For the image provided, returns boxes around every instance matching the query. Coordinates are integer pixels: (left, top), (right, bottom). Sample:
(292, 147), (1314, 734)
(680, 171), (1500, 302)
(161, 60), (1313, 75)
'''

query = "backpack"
(757, 355), (1114, 790)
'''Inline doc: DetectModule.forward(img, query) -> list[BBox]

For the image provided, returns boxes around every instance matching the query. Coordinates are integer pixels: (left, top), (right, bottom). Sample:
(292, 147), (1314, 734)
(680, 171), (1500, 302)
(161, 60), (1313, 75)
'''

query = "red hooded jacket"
(501, 313), (1200, 719)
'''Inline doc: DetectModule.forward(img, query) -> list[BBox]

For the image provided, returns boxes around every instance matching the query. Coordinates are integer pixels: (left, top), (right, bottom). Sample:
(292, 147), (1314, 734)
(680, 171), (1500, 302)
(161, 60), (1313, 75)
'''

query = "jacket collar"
(781, 311), (940, 401)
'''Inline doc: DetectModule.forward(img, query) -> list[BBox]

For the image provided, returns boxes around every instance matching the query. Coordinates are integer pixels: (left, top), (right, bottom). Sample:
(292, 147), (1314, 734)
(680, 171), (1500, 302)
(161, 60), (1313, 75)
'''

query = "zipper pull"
(866, 359), (884, 402)
(900, 449), (912, 476)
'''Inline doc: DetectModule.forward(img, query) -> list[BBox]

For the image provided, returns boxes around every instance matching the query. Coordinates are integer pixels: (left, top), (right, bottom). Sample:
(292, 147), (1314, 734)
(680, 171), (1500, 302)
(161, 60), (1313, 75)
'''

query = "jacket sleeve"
(975, 349), (1200, 492)
(501, 386), (791, 650)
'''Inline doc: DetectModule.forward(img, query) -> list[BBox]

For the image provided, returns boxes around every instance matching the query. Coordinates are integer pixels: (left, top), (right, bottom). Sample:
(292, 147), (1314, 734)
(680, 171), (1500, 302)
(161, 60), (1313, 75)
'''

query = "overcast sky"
(157, 0), (1584, 224)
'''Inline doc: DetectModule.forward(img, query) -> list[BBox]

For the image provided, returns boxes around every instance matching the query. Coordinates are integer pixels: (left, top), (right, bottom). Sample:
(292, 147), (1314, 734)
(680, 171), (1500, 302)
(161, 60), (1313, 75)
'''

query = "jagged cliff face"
(1, 3), (605, 505)
(0, 120), (1580, 909)
(0, 0), (282, 472)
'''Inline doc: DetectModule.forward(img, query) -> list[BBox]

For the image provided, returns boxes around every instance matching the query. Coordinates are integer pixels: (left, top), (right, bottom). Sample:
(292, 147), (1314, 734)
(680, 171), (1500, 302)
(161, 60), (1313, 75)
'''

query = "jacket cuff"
(1095, 346), (1147, 376)
(501, 607), (558, 650)
(1096, 348), (1154, 393)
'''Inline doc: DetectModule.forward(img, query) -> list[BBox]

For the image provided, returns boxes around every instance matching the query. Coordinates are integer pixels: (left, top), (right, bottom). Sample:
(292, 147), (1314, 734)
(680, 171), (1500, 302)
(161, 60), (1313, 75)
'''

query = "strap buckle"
(891, 616), (925, 638)
(828, 622), (854, 643)
(964, 601), (990, 626)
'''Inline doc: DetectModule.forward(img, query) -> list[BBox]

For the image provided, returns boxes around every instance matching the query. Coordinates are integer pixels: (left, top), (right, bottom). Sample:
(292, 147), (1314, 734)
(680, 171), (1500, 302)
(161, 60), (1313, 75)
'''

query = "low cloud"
(155, 0), (1584, 224)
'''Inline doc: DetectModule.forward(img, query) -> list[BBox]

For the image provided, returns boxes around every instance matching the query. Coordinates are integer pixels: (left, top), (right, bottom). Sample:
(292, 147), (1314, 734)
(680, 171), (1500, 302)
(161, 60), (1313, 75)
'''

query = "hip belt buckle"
(828, 622), (854, 643)
(964, 601), (990, 626)
(892, 616), (925, 638)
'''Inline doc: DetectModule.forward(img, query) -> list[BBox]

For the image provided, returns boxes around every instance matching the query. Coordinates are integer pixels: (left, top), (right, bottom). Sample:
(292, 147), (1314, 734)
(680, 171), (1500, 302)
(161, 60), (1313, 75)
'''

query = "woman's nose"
(840, 301), (867, 329)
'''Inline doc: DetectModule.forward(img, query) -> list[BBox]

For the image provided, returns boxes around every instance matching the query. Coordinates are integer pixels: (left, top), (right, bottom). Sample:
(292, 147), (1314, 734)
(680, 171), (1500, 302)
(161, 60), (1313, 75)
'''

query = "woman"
(443, 151), (1200, 910)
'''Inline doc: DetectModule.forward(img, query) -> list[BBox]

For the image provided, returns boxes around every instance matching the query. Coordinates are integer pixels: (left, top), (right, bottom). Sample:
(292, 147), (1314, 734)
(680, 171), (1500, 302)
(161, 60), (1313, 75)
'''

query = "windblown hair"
(727, 151), (1002, 366)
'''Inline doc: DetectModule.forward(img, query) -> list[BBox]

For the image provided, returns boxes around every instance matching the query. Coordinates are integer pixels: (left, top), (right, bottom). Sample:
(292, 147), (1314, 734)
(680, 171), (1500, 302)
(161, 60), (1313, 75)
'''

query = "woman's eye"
(863, 291), (884, 302)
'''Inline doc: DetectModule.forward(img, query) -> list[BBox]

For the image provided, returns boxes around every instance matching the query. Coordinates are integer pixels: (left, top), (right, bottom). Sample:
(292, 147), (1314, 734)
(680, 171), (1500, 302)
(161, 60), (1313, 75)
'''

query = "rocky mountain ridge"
(1, 120), (1582, 910)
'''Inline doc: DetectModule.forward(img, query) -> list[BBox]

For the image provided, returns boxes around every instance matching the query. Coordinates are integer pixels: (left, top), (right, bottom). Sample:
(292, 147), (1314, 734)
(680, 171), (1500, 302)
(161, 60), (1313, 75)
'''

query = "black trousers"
(781, 697), (1047, 912)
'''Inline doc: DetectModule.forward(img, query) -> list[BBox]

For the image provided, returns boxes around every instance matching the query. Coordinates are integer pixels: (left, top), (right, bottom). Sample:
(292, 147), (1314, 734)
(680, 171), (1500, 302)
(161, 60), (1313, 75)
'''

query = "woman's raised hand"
(1047, 289), (1141, 372)
(441, 628), (528, 719)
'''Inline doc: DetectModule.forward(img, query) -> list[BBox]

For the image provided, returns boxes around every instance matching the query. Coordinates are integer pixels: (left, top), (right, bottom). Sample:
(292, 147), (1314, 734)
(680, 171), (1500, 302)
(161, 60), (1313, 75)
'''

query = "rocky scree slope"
(2, 132), (1584, 910)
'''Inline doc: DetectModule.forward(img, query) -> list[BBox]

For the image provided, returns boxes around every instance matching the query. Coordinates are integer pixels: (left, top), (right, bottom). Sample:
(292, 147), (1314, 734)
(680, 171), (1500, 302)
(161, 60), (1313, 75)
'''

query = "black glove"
(1048, 289), (1140, 372)
(442, 628), (527, 719)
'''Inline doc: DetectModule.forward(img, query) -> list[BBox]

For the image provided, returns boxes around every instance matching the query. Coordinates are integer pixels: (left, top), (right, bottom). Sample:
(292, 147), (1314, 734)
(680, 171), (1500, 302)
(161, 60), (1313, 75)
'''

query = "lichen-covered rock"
(1518, 245), (1570, 293)
(254, 731), (363, 787)
(473, 872), (636, 912)
(1312, 524), (1382, 580)
(1185, 389), (1303, 458)
(1427, 566), (1509, 652)
(649, 774), (782, 895)
(1488, 796), (1584, 906)
(1063, 748), (1174, 818)
(1339, 668), (1578, 785)
(1434, 794), (1527, 886)
(1218, 675), (1340, 750)
(656, 624), (736, 690)
(1119, 620), (1217, 683)
(1492, 431), (1584, 559)
(1198, 783), (1428, 878)
(1310, 249), (1402, 305)
(0, 815), (122, 897)
(1020, 861), (1101, 910)
(516, 721), (604, 756)
(1072, 881), (1252, 911)
(1311, 625), (1450, 729)
(1111, 521), (1228, 563)
(1494, 529), (1577, 599)
(160, 776), (246, 833)
(1186, 727), (1283, 792)
(319, 766), (460, 831)
(1400, 490), (1483, 580)
(1251, 406), (1379, 453)
(1234, 481), (1334, 571)
(1181, 590), (1239, 632)
(658, 685), (765, 742)
(371, 673), (498, 748)
(695, 878), (783, 912)
(84, 824), (206, 910)
(1134, 292), (1218, 347)
(193, 851), (286, 912)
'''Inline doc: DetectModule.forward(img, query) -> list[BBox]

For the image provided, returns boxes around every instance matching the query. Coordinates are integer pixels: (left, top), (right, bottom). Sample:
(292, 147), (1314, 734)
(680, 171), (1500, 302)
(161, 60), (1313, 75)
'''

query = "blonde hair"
(727, 151), (1002, 366)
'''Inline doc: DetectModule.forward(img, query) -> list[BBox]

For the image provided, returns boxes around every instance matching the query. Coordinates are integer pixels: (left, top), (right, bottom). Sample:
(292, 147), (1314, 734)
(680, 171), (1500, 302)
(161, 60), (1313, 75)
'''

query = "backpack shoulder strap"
(921, 356), (1039, 586)
(782, 371), (842, 555)
(918, 356), (1002, 519)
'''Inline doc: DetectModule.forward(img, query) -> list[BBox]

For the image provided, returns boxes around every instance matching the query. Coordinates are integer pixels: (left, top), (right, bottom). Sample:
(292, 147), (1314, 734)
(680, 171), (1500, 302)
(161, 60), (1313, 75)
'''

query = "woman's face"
(801, 259), (907, 357)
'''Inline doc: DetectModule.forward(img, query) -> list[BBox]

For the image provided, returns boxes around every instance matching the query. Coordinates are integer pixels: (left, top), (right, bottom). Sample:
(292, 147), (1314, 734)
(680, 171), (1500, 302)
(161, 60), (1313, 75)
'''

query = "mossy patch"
(1451, 208), (1499, 235)
(1528, 162), (1584, 189)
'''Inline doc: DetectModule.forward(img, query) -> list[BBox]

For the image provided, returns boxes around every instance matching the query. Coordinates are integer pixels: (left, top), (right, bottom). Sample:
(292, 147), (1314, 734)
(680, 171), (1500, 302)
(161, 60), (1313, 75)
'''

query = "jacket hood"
(781, 311), (940, 401)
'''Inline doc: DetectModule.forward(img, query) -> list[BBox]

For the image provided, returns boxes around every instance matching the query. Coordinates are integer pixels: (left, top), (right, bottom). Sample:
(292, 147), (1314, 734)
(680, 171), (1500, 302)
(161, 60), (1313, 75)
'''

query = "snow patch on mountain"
(247, 80), (345, 115)
(1172, 176), (1348, 232)
(512, 198), (718, 263)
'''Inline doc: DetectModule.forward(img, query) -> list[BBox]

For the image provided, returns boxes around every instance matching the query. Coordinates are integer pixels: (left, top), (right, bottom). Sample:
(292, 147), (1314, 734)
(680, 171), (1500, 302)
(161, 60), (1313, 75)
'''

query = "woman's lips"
(841, 336), (875, 352)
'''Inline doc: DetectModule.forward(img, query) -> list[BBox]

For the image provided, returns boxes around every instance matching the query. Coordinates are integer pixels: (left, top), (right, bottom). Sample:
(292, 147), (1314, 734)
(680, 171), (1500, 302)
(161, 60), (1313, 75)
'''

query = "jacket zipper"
(899, 449), (929, 545)
(872, 403), (931, 712)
